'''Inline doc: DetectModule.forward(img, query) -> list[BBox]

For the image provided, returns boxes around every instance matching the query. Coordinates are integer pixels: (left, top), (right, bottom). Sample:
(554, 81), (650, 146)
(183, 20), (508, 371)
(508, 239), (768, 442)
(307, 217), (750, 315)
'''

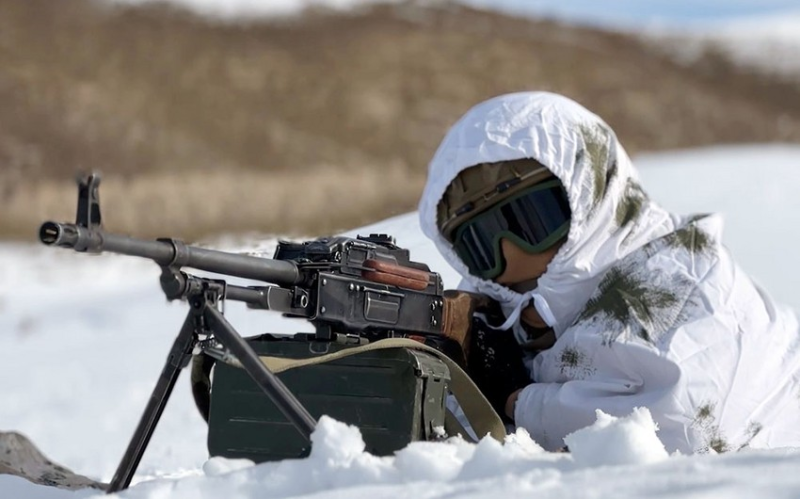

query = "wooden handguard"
(441, 290), (491, 362)
(361, 259), (431, 291)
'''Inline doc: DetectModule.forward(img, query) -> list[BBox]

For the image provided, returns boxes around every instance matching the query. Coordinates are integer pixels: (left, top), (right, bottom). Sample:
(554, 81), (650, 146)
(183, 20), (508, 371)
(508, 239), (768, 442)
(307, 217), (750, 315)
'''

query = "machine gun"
(39, 174), (464, 493)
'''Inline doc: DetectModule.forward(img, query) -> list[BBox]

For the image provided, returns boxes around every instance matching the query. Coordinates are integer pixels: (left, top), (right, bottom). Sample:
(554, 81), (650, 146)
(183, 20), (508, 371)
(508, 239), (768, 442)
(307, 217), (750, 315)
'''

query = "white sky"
(463, 0), (800, 27)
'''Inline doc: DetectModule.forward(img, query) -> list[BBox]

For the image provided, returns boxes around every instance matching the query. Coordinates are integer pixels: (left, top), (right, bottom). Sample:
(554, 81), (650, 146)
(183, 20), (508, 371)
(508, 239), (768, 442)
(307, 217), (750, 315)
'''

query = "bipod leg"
(106, 308), (198, 493)
(203, 304), (316, 440)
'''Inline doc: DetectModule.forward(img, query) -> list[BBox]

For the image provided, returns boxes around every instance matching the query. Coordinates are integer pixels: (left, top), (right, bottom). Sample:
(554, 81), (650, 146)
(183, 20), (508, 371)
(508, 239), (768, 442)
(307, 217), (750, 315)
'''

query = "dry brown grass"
(7, 167), (425, 241)
(2, 0), (800, 241)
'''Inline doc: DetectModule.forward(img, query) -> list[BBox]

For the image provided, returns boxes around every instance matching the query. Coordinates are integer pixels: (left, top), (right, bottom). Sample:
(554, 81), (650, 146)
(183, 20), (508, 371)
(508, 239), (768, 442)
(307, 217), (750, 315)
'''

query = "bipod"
(106, 268), (317, 493)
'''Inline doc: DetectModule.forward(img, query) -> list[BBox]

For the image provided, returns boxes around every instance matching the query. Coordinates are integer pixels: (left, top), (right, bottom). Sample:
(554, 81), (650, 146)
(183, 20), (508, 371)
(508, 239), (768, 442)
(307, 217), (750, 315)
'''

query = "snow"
(2, 144), (800, 497)
(636, 145), (800, 312)
(707, 21), (800, 79)
(642, 11), (800, 80)
(104, 0), (402, 19)
(564, 408), (668, 467)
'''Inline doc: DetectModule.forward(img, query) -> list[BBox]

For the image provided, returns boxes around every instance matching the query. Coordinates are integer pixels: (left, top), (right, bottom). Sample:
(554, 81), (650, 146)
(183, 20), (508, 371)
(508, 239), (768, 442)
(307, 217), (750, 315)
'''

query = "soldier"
(419, 91), (800, 453)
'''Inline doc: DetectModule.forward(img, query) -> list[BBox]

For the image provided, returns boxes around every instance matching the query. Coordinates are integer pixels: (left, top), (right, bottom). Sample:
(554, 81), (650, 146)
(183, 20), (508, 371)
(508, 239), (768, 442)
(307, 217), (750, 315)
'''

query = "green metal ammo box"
(207, 334), (451, 462)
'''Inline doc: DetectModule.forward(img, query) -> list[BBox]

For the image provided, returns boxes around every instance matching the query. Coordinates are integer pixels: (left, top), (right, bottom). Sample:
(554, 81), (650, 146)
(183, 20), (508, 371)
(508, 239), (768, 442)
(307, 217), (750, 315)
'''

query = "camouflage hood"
(418, 92), (683, 335)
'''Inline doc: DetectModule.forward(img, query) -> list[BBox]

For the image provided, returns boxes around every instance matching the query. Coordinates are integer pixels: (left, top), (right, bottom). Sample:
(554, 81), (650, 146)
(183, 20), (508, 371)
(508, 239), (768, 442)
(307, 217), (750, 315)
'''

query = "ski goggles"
(450, 179), (570, 280)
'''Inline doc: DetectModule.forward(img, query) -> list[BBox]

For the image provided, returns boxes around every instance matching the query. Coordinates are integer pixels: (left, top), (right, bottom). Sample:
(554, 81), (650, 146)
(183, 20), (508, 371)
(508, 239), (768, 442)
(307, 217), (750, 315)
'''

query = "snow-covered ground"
(641, 11), (800, 81)
(1, 144), (799, 497)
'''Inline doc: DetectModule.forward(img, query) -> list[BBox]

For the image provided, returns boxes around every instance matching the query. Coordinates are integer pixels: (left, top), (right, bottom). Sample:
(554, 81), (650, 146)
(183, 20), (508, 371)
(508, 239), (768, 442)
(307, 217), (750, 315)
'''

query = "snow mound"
(565, 408), (669, 466)
(103, 409), (663, 498)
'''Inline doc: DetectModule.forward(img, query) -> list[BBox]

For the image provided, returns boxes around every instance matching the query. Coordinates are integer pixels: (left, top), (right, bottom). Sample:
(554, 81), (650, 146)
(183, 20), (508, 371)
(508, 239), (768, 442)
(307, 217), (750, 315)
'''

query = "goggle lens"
(452, 180), (570, 279)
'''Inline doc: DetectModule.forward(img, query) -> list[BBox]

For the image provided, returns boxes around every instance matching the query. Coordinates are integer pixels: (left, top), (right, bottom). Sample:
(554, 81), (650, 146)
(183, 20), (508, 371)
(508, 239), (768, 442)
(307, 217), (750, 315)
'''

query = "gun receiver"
(39, 175), (444, 341)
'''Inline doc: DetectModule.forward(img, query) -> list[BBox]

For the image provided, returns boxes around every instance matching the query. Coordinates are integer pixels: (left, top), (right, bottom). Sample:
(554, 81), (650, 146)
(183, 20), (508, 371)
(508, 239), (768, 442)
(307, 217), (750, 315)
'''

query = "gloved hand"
(465, 302), (532, 424)
(440, 290), (492, 363)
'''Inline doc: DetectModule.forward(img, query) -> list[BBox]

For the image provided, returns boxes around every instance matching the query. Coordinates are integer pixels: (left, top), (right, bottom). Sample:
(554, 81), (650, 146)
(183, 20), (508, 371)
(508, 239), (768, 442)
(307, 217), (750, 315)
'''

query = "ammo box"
(207, 334), (451, 462)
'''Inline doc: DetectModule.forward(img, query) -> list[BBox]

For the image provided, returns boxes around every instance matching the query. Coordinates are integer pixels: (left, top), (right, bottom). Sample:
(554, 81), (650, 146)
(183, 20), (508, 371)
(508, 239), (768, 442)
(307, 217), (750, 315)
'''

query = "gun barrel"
(39, 221), (302, 286)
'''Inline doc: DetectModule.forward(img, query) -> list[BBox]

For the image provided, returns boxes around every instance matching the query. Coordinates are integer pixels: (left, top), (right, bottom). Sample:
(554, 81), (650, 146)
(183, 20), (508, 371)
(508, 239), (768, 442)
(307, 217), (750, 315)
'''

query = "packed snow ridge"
(120, 411), (667, 499)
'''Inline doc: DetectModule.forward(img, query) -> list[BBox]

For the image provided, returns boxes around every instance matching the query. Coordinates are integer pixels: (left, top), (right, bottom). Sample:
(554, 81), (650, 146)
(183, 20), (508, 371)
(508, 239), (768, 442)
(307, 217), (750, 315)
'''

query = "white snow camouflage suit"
(418, 91), (800, 453)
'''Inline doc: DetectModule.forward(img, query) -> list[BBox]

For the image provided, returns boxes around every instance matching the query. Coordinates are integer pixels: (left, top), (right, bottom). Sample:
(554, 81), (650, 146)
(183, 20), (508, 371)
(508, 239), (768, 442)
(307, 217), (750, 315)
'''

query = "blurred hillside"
(2, 0), (800, 241)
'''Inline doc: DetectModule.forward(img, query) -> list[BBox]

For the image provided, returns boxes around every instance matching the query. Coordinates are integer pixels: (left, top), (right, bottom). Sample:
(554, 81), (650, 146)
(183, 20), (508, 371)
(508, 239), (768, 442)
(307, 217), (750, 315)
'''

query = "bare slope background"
(2, 0), (799, 240)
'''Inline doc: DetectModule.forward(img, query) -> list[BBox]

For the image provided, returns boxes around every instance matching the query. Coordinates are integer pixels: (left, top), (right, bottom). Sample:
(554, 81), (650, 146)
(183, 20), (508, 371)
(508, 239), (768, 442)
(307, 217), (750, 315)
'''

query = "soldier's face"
(493, 237), (563, 334)
(493, 238), (562, 290)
